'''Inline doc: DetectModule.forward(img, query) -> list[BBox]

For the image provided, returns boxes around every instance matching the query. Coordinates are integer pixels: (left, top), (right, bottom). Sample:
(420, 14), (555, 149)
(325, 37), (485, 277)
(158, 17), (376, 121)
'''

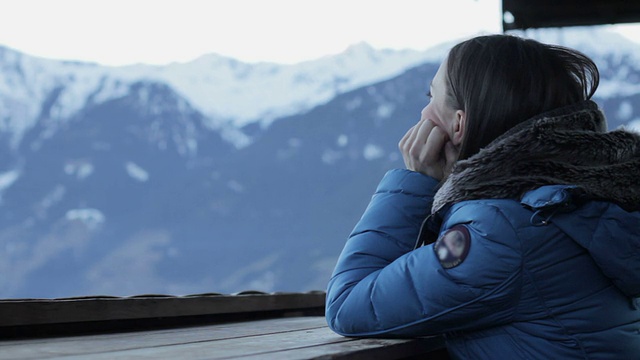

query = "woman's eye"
(426, 91), (432, 99)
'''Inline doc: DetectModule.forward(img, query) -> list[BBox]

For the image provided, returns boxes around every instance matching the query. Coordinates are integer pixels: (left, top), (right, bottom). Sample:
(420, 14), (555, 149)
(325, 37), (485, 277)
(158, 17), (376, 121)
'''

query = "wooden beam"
(0, 291), (326, 338)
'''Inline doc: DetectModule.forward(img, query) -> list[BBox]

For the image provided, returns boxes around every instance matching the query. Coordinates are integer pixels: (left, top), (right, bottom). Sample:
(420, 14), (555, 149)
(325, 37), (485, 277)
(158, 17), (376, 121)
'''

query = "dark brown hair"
(446, 34), (599, 160)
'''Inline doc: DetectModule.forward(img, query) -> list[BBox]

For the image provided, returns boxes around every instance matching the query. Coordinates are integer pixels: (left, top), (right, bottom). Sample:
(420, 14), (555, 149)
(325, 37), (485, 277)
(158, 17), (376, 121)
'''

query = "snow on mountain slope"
(0, 42), (450, 150)
(151, 42), (451, 128)
(0, 48), (102, 148)
(1, 26), (640, 151)
(512, 26), (640, 98)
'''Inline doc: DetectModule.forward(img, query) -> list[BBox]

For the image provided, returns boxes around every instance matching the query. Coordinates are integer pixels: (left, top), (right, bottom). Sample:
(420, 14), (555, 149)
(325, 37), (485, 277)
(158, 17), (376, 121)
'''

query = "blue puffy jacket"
(326, 169), (640, 359)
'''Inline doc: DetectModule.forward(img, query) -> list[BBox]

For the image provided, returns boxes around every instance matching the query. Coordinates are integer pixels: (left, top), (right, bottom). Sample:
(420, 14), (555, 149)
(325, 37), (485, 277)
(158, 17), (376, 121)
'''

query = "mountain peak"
(343, 42), (376, 54)
(510, 26), (640, 57)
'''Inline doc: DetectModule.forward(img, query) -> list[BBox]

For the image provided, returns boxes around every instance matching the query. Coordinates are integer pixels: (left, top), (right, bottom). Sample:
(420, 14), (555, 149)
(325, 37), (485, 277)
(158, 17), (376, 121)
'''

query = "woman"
(325, 34), (640, 359)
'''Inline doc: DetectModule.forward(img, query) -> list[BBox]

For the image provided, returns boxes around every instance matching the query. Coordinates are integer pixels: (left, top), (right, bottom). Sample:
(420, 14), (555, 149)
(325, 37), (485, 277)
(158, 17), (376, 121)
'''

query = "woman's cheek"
(422, 104), (439, 123)
(427, 111), (446, 132)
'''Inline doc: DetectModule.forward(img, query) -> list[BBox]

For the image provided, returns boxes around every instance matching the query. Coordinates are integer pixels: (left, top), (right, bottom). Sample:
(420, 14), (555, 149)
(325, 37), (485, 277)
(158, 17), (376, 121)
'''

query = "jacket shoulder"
(437, 200), (525, 289)
(443, 199), (529, 247)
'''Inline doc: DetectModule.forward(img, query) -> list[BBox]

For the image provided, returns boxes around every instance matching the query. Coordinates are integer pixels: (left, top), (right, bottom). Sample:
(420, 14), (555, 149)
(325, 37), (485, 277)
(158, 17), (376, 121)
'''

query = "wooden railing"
(0, 291), (448, 359)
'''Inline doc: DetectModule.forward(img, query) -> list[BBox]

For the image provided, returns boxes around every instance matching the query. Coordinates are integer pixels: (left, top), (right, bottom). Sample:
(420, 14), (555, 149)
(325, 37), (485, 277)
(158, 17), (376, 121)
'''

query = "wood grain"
(0, 317), (445, 360)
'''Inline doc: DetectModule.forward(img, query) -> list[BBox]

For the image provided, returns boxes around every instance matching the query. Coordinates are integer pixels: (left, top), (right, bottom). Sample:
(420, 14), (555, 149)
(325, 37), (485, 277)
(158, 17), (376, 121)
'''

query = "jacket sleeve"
(325, 169), (522, 337)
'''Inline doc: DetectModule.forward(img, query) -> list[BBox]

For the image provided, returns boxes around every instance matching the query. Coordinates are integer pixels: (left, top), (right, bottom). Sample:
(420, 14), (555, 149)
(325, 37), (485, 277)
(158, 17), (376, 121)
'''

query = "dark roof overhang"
(502, 0), (640, 30)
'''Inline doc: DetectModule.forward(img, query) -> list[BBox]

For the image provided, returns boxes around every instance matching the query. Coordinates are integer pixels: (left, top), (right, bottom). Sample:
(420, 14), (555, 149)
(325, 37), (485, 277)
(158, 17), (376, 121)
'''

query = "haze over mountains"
(0, 27), (639, 298)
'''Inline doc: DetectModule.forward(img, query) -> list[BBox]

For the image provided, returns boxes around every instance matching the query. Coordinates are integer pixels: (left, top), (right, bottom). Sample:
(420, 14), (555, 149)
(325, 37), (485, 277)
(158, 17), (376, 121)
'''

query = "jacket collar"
(432, 100), (640, 213)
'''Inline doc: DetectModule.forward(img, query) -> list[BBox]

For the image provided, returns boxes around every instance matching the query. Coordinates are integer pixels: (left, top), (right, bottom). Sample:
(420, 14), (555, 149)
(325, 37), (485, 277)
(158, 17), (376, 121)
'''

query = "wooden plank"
(27, 326), (350, 359)
(9, 325), (441, 360)
(0, 317), (329, 360)
(0, 292), (325, 327)
(0, 317), (327, 346)
(236, 336), (446, 360)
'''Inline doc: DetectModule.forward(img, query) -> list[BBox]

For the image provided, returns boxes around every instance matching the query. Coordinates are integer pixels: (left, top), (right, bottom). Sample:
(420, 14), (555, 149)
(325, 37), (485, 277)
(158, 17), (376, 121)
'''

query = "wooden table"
(0, 316), (446, 359)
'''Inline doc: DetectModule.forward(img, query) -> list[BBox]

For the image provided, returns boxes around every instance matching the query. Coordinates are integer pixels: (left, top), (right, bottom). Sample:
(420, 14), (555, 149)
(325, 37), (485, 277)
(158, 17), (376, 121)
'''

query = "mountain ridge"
(2, 26), (636, 151)
(0, 40), (451, 151)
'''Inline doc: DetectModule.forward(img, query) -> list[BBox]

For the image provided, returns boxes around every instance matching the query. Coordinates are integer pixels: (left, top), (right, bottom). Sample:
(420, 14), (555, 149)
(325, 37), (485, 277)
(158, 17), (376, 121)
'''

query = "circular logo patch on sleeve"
(433, 225), (471, 269)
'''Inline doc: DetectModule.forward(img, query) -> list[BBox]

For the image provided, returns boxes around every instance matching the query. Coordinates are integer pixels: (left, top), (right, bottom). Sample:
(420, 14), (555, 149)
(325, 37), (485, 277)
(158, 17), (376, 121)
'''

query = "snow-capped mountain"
(512, 27), (640, 99)
(1, 27), (639, 299)
(0, 41), (450, 151)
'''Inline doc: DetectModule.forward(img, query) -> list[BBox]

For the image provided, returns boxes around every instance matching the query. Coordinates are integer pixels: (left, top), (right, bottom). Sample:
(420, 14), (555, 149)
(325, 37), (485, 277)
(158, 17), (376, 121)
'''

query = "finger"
(413, 118), (435, 146)
(422, 125), (448, 164)
(399, 123), (416, 149)
(399, 122), (423, 170)
(399, 117), (423, 149)
(408, 119), (435, 161)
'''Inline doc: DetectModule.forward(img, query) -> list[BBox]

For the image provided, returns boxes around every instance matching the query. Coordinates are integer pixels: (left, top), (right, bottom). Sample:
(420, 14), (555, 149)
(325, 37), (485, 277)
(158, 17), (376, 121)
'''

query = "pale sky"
(1, 0), (640, 66)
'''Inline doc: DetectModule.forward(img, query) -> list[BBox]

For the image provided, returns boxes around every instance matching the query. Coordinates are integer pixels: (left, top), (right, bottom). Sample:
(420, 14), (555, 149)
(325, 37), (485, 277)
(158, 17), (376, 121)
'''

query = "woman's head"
(429, 34), (599, 161)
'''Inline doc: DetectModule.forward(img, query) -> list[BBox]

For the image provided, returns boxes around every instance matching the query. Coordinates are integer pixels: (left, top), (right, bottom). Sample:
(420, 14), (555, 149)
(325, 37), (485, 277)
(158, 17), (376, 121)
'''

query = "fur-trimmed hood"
(433, 100), (640, 213)
(431, 100), (640, 298)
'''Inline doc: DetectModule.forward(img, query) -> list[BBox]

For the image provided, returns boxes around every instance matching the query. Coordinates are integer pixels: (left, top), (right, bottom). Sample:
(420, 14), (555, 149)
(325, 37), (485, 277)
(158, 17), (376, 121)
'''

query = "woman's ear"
(451, 110), (466, 146)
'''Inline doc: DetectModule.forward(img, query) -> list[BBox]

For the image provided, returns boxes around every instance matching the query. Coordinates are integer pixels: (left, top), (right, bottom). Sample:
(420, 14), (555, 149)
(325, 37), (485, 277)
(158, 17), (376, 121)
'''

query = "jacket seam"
(522, 222), (590, 358)
(492, 205), (525, 325)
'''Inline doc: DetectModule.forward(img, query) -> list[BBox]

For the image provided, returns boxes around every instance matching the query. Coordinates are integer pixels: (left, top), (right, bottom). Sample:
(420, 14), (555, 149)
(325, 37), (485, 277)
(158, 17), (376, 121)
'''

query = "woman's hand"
(399, 118), (458, 181)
